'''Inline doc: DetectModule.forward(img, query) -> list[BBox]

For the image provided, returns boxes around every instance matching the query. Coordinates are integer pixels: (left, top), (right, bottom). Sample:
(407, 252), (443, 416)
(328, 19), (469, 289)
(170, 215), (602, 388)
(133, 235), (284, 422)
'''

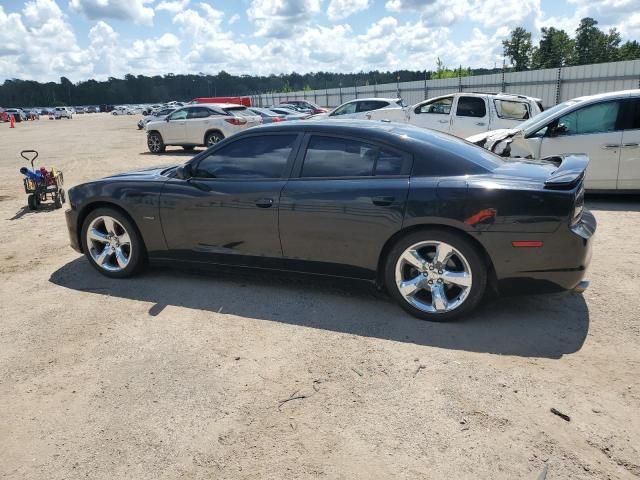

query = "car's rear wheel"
(147, 132), (166, 153)
(81, 208), (144, 278)
(385, 229), (486, 321)
(205, 131), (224, 147)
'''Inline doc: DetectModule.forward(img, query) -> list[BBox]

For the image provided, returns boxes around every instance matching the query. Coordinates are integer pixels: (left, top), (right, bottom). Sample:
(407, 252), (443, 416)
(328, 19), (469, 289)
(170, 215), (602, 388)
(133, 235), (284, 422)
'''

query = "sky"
(0, 0), (638, 82)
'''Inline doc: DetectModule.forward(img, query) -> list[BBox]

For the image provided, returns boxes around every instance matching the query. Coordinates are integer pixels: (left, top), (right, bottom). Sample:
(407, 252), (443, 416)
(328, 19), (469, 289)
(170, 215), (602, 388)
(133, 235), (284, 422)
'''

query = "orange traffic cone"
(10, 115), (15, 128)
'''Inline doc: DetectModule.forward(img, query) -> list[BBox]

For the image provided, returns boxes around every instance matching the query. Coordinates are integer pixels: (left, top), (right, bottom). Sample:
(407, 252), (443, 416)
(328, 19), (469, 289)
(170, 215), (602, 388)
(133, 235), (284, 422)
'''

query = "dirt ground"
(0, 114), (639, 480)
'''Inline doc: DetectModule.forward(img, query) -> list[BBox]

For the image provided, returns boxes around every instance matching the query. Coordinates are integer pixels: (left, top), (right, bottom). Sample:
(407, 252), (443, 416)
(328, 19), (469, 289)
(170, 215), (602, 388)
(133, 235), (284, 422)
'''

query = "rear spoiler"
(543, 154), (589, 190)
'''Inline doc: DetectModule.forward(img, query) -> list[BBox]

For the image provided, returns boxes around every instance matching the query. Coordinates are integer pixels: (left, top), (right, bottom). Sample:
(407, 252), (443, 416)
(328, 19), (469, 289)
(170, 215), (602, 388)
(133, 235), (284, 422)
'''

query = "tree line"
(1, 16), (638, 107)
(503, 17), (640, 71)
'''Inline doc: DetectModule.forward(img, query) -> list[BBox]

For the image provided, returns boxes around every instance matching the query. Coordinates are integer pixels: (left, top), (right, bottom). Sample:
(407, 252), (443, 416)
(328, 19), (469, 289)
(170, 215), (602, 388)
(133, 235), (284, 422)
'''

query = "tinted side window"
(620, 99), (640, 130)
(456, 97), (487, 118)
(357, 100), (389, 112)
(557, 101), (621, 135)
(187, 107), (211, 119)
(194, 135), (297, 179)
(331, 102), (357, 116)
(301, 136), (404, 178)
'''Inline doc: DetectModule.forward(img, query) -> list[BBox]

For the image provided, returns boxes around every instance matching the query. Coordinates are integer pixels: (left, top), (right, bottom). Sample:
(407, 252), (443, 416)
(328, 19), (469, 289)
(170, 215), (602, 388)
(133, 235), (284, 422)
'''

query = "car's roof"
(341, 97), (400, 103)
(571, 88), (640, 102)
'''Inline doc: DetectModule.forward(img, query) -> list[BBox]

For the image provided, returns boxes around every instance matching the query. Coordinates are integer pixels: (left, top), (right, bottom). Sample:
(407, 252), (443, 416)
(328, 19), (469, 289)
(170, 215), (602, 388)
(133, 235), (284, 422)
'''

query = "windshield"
(517, 99), (582, 134)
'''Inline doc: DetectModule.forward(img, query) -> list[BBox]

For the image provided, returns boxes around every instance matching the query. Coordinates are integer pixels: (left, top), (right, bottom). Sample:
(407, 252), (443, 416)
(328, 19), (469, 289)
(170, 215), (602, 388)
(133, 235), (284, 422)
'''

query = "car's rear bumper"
(479, 210), (596, 295)
(65, 207), (82, 253)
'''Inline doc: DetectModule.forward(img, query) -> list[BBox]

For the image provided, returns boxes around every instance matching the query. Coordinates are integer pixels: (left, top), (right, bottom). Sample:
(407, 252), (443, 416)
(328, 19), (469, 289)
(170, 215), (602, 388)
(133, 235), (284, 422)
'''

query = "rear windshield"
(224, 107), (253, 117)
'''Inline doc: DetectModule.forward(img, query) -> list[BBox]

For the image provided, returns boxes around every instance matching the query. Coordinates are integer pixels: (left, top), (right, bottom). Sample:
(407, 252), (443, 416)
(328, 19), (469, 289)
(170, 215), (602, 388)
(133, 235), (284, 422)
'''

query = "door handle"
(372, 196), (395, 206)
(475, 122), (486, 126)
(438, 119), (449, 124)
(622, 143), (639, 148)
(255, 198), (274, 208)
(601, 144), (620, 149)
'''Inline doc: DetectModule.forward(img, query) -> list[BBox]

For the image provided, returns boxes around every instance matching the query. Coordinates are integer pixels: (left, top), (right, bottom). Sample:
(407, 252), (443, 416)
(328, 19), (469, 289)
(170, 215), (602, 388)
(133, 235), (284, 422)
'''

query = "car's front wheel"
(147, 132), (166, 153)
(81, 208), (144, 278)
(385, 229), (486, 321)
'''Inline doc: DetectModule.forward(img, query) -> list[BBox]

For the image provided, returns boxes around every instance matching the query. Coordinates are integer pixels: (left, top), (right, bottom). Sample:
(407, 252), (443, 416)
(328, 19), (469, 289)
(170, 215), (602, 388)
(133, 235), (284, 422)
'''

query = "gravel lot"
(1, 114), (639, 480)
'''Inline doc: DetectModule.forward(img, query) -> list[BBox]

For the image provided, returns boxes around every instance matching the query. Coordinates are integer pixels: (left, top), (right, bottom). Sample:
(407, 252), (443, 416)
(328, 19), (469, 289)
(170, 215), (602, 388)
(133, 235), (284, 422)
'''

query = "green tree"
(573, 17), (621, 65)
(532, 27), (574, 68)
(503, 27), (533, 71)
(618, 40), (640, 60)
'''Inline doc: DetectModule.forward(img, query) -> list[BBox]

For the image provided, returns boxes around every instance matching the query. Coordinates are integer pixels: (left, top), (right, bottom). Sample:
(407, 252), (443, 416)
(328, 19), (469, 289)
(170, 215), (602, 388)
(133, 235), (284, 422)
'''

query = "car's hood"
(100, 166), (172, 181)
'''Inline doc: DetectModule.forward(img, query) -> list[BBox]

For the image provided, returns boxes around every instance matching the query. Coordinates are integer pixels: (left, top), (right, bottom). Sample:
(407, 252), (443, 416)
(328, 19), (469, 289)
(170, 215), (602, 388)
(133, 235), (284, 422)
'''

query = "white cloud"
(156, 0), (190, 14)
(69, 0), (154, 25)
(327, 0), (371, 21)
(247, 0), (322, 38)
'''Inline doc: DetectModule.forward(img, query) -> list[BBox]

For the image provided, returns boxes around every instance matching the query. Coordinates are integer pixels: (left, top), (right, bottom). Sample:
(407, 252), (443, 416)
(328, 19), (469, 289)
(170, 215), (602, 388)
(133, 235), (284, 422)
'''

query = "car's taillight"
(224, 117), (247, 126)
(272, 117), (282, 122)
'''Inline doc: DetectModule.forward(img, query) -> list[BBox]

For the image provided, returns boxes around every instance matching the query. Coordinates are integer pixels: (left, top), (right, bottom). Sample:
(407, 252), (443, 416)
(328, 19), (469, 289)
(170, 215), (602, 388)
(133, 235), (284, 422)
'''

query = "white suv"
(145, 104), (261, 153)
(54, 107), (73, 119)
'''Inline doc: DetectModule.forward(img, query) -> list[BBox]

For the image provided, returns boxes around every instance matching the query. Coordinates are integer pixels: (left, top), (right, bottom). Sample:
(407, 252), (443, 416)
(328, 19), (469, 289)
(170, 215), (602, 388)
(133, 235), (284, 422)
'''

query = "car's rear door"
(278, 134), (411, 279)
(159, 132), (302, 264)
(449, 95), (489, 137)
(618, 97), (640, 190)
(185, 106), (212, 144)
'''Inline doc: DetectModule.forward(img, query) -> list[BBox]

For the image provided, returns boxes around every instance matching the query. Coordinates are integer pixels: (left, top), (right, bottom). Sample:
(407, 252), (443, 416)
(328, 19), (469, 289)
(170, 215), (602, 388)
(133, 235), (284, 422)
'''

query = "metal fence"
(252, 59), (640, 109)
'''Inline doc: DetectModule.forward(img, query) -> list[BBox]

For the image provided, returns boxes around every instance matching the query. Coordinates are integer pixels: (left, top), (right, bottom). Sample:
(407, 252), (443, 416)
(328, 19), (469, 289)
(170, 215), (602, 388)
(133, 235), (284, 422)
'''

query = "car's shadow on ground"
(50, 258), (590, 359)
(138, 150), (200, 157)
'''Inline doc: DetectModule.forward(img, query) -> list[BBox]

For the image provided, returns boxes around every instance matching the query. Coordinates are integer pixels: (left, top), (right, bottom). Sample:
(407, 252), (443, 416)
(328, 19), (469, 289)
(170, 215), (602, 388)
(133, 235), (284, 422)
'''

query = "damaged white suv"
(468, 89), (640, 191)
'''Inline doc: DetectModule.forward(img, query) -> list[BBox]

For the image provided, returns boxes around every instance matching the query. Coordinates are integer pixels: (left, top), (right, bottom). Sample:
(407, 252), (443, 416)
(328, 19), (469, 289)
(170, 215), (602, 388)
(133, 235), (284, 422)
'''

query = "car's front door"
(538, 100), (624, 190)
(159, 133), (301, 264)
(618, 98), (640, 190)
(163, 108), (189, 143)
(408, 96), (453, 132)
(449, 95), (489, 138)
(279, 134), (411, 278)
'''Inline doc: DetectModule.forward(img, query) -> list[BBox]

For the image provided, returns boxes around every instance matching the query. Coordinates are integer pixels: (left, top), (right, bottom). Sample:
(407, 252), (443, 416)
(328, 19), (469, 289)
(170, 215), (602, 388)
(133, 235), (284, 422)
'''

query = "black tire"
(205, 131), (224, 147)
(27, 194), (37, 210)
(54, 194), (62, 209)
(80, 207), (145, 278)
(182, 146), (196, 151)
(384, 229), (487, 322)
(59, 189), (66, 204)
(147, 131), (166, 153)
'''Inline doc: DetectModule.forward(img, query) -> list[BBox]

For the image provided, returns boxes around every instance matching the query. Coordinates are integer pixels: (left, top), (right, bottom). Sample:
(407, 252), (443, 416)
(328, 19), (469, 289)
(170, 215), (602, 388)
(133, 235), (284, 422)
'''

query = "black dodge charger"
(65, 120), (595, 321)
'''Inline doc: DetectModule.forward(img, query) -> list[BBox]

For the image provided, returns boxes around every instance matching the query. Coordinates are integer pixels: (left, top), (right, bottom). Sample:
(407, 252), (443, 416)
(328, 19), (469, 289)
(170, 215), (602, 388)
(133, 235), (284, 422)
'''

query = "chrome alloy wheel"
(86, 216), (132, 272)
(148, 134), (161, 152)
(206, 133), (222, 146)
(395, 240), (473, 314)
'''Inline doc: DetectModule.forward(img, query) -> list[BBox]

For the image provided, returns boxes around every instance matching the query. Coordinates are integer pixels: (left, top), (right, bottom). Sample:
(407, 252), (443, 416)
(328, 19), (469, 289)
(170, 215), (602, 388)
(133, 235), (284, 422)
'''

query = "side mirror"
(166, 117), (171, 122)
(549, 123), (568, 137)
(175, 164), (192, 180)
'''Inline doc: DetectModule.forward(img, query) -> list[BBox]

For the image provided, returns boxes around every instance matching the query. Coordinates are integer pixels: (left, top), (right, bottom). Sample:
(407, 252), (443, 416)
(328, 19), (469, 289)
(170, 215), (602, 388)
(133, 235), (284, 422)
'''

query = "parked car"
(279, 103), (313, 113)
(0, 108), (8, 122)
(75, 106), (85, 114)
(312, 98), (405, 120)
(145, 103), (261, 153)
(65, 120), (594, 321)
(281, 100), (327, 114)
(87, 106), (97, 113)
(468, 89), (640, 191)
(53, 107), (72, 119)
(4, 108), (26, 122)
(142, 104), (162, 115)
(268, 107), (310, 120)
(137, 107), (176, 130)
(248, 107), (285, 123)
(366, 92), (543, 138)
(112, 106), (132, 115)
